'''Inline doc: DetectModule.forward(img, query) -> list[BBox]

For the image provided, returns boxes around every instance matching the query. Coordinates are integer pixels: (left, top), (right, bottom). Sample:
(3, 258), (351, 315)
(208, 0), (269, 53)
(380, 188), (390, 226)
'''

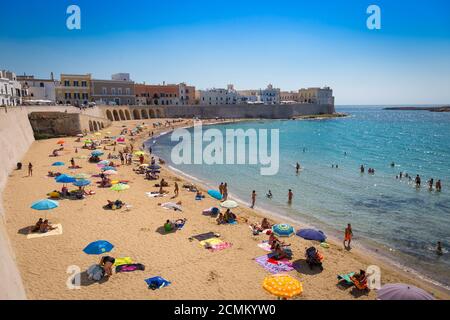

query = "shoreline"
(3, 117), (449, 300)
(147, 119), (450, 298)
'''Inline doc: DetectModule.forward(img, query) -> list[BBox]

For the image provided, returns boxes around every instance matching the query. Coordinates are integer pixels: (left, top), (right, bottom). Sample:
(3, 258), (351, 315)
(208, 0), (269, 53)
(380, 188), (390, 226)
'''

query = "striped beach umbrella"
(272, 224), (295, 237)
(263, 274), (303, 299)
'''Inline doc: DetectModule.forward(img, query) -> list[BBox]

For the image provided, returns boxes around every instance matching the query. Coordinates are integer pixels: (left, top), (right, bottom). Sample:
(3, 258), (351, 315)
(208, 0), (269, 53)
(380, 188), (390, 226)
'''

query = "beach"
(3, 118), (449, 300)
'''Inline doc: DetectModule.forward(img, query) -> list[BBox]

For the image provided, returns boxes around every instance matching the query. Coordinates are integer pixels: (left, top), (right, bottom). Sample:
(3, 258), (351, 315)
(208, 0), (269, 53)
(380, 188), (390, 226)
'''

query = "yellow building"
(56, 74), (91, 106)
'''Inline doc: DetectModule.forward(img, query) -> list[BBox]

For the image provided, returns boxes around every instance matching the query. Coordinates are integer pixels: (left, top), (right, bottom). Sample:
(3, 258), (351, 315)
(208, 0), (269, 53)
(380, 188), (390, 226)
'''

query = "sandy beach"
(3, 118), (449, 300)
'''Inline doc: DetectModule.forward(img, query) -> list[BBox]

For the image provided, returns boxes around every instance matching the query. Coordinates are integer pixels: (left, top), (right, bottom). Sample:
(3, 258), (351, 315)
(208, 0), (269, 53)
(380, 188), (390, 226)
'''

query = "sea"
(147, 106), (450, 290)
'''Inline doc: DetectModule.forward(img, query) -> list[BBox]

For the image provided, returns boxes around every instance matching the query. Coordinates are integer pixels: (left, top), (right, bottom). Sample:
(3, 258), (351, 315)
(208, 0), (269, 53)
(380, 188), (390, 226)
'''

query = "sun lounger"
(27, 224), (62, 239)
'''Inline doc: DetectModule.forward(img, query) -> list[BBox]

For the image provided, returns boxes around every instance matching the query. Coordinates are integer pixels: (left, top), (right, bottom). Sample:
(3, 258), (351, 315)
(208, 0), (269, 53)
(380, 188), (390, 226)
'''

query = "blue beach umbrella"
(73, 179), (91, 187)
(91, 150), (104, 157)
(296, 229), (327, 242)
(148, 164), (161, 170)
(98, 160), (110, 165)
(101, 166), (117, 171)
(83, 240), (114, 255)
(55, 174), (76, 184)
(52, 161), (65, 166)
(272, 224), (295, 237)
(31, 199), (59, 211)
(207, 190), (223, 200)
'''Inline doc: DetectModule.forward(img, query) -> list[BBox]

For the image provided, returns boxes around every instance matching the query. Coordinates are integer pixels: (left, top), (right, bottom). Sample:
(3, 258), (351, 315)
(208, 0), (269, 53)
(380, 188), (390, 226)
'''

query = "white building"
(199, 84), (242, 105)
(111, 73), (130, 81)
(0, 70), (23, 106)
(18, 73), (58, 103)
(238, 84), (280, 104)
(298, 87), (334, 105)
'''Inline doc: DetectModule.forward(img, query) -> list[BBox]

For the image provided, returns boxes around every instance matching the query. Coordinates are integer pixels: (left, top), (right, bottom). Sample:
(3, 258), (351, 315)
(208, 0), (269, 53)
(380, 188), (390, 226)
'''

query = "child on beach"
(344, 223), (353, 249)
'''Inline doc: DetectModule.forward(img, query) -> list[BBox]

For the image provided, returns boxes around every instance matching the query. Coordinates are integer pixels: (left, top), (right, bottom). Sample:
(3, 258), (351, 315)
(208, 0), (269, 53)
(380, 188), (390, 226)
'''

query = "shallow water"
(149, 106), (450, 288)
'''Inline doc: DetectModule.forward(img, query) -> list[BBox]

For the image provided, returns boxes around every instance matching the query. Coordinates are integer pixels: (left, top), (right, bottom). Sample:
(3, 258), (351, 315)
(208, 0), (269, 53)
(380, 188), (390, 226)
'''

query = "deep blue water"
(149, 107), (450, 288)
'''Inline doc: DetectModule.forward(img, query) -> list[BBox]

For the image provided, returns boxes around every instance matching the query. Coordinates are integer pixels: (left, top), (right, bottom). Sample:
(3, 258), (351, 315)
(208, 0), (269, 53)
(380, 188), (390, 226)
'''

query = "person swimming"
(266, 190), (273, 198)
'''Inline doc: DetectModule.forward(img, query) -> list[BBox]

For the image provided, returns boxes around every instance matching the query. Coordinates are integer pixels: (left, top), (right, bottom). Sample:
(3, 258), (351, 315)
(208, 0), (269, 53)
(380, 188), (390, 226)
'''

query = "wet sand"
(3, 119), (449, 300)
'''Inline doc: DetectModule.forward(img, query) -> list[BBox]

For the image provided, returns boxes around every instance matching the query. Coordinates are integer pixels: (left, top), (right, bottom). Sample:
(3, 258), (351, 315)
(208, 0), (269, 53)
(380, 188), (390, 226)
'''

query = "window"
(64, 80), (70, 87)
(125, 88), (130, 95)
(118, 88), (122, 95)
(40, 82), (44, 87)
(111, 88), (116, 95)
(82, 93), (88, 99)
(81, 81), (87, 87)
(65, 92), (71, 99)
(102, 87), (107, 95)
(73, 81), (79, 87)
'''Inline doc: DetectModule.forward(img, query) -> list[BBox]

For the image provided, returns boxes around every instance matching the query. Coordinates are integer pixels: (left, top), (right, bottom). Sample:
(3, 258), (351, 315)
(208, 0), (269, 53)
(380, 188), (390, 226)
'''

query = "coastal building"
(91, 74), (135, 105)
(298, 87), (334, 105)
(0, 70), (24, 106)
(238, 84), (280, 104)
(17, 73), (58, 104)
(55, 74), (92, 106)
(280, 91), (299, 103)
(198, 84), (241, 105)
(135, 82), (195, 106)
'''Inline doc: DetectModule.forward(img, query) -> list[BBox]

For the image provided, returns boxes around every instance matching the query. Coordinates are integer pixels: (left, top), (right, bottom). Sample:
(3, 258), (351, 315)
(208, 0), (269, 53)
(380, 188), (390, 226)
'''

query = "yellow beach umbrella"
(134, 151), (145, 156)
(263, 274), (303, 299)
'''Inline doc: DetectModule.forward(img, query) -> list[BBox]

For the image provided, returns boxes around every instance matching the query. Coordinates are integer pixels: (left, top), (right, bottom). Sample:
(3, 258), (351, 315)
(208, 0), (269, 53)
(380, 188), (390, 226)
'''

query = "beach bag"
(87, 264), (104, 281)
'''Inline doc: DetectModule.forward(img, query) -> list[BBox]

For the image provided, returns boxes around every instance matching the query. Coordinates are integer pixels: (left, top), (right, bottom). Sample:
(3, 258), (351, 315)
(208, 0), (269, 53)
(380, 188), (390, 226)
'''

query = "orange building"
(135, 82), (195, 105)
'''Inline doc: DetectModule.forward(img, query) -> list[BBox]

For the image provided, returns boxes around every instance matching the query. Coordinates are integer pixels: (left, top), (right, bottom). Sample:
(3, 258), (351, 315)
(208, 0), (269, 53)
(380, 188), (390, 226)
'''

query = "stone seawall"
(0, 107), (30, 299)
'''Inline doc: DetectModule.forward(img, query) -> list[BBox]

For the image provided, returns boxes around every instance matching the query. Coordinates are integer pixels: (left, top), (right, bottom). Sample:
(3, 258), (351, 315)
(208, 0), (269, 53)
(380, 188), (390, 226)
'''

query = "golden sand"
(3, 119), (449, 300)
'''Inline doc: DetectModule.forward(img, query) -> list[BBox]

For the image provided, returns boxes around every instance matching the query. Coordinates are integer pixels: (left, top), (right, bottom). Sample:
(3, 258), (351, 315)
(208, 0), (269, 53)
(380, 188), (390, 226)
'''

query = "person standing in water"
(251, 190), (256, 209)
(436, 179), (442, 192)
(266, 190), (273, 198)
(415, 175), (421, 187)
(296, 162), (300, 174)
(288, 189), (293, 204)
(360, 165), (365, 173)
(428, 178), (434, 191)
(344, 224), (353, 249)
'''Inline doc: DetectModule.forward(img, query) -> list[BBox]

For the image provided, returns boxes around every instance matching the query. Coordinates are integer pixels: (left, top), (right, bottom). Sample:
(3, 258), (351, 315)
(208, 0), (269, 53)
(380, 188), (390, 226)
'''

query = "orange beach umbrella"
(263, 274), (303, 299)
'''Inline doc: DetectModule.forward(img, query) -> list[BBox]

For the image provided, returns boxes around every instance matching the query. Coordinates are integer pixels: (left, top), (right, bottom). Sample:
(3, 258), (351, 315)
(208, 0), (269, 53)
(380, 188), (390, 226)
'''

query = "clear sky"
(1, 0), (449, 105)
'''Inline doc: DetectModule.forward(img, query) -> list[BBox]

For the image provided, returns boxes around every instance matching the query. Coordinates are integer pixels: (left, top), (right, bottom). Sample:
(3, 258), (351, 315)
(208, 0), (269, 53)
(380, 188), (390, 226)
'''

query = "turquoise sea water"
(149, 107), (450, 288)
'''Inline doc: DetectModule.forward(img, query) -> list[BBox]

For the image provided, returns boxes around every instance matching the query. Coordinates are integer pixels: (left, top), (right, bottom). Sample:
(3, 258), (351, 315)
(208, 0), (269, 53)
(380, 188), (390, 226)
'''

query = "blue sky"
(1, 0), (449, 105)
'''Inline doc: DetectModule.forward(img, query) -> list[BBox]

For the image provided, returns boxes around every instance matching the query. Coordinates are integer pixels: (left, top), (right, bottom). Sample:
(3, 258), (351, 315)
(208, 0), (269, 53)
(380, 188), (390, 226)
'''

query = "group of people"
(218, 182), (229, 201)
(360, 165), (375, 174)
(216, 209), (237, 224)
(30, 218), (56, 233)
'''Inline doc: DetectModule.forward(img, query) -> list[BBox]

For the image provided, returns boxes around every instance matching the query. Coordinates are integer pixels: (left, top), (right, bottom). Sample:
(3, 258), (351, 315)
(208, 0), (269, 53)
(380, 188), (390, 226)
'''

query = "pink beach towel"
(257, 241), (272, 252)
(255, 254), (294, 274)
(208, 242), (232, 252)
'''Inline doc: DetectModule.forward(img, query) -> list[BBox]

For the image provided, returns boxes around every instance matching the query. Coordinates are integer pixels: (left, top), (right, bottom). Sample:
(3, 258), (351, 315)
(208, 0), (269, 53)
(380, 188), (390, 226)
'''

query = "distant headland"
(384, 106), (450, 112)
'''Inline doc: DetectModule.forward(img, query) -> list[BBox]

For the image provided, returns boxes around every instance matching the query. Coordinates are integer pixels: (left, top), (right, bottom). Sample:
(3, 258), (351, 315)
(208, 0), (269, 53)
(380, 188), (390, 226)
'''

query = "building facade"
(0, 70), (23, 106)
(18, 73), (58, 103)
(135, 82), (195, 106)
(56, 74), (92, 106)
(91, 74), (135, 105)
(238, 84), (280, 104)
(298, 87), (334, 105)
(280, 91), (299, 103)
(198, 84), (242, 105)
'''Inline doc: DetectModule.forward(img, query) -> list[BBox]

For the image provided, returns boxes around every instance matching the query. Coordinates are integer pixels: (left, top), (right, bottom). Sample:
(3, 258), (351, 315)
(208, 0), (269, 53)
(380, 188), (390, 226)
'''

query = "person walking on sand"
(288, 189), (293, 204)
(219, 182), (224, 196)
(251, 190), (256, 209)
(222, 183), (228, 201)
(174, 182), (179, 197)
(344, 223), (353, 249)
(28, 162), (33, 177)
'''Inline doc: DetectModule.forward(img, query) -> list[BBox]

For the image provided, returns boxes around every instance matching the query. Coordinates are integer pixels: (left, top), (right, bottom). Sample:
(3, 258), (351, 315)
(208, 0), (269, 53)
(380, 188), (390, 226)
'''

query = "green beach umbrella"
(110, 183), (130, 192)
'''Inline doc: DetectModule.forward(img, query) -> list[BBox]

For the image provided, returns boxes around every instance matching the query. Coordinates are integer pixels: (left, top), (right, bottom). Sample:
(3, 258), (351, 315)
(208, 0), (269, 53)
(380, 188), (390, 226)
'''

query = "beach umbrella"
(377, 284), (435, 300)
(148, 164), (161, 170)
(98, 160), (110, 165)
(56, 140), (65, 144)
(94, 132), (101, 136)
(31, 199), (59, 211)
(139, 163), (149, 168)
(134, 151), (145, 156)
(91, 150), (104, 157)
(220, 200), (238, 209)
(55, 174), (76, 184)
(110, 183), (130, 192)
(296, 229), (327, 242)
(52, 161), (65, 166)
(101, 166), (117, 171)
(73, 173), (90, 180)
(207, 190), (223, 200)
(73, 179), (91, 187)
(263, 274), (303, 299)
(272, 224), (295, 237)
(83, 240), (114, 255)
(84, 139), (92, 144)
(103, 170), (118, 175)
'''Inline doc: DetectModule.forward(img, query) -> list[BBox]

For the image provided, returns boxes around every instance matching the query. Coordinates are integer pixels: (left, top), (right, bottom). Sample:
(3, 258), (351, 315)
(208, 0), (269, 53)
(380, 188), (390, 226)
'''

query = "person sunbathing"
(261, 218), (272, 230)
(223, 209), (236, 223)
(272, 242), (290, 260)
(216, 213), (226, 225)
(164, 218), (187, 232)
(31, 218), (43, 233)
(105, 199), (124, 210)
(39, 219), (56, 233)
(99, 256), (115, 277)
(196, 190), (205, 199)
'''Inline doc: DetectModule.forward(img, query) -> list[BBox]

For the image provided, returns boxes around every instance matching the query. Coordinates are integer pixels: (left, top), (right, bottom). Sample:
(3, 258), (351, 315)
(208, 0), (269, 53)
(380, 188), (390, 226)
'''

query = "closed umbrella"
(52, 161), (65, 166)
(31, 199), (59, 211)
(83, 240), (114, 255)
(377, 284), (435, 300)
(263, 274), (303, 299)
(220, 200), (238, 209)
(272, 224), (295, 237)
(73, 179), (91, 187)
(110, 183), (130, 192)
(296, 229), (326, 242)
(55, 174), (76, 184)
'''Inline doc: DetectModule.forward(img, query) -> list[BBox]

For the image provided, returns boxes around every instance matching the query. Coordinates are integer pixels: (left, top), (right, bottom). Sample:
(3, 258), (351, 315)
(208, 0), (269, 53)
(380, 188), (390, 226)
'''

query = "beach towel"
(145, 276), (171, 290)
(337, 272), (356, 284)
(113, 257), (132, 267)
(257, 241), (272, 252)
(27, 224), (63, 239)
(199, 238), (223, 248)
(160, 202), (182, 211)
(228, 219), (237, 225)
(255, 254), (294, 274)
(146, 192), (167, 198)
(115, 263), (145, 273)
(191, 232), (217, 241)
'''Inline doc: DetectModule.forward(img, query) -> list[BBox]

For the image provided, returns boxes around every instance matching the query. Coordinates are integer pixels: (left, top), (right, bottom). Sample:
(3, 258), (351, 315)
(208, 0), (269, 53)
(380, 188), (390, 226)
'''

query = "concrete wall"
(0, 107), (30, 299)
